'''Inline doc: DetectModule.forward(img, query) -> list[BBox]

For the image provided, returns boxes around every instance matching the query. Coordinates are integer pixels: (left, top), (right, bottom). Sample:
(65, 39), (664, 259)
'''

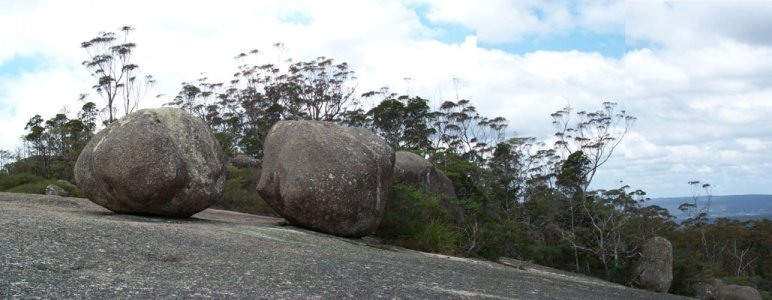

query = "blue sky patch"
(410, 3), (475, 44)
(279, 11), (312, 25)
(480, 31), (626, 58)
(0, 54), (46, 78)
(409, 4), (624, 58)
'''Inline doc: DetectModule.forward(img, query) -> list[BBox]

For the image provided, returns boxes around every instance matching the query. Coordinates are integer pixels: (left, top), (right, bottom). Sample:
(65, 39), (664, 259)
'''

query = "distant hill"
(647, 194), (772, 222)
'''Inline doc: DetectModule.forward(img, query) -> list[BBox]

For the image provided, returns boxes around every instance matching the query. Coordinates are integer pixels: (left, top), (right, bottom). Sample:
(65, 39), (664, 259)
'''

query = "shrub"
(0, 174), (82, 197)
(212, 166), (275, 216)
(6, 181), (51, 194)
(377, 183), (461, 254)
(0, 173), (45, 191)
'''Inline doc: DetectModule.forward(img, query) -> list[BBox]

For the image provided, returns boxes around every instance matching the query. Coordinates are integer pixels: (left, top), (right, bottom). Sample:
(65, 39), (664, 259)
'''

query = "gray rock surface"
(0, 193), (690, 299)
(45, 184), (67, 196)
(714, 284), (762, 300)
(694, 281), (715, 299)
(74, 107), (227, 217)
(393, 151), (456, 199)
(702, 279), (763, 300)
(636, 236), (673, 292)
(257, 120), (394, 237)
(231, 155), (261, 169)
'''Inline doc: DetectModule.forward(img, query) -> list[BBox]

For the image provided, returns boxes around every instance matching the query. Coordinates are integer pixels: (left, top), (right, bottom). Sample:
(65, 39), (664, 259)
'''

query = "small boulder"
(45, 184), (67, 196)
(708, 279), (762, 300)
(393, 151), (463, 222)
(636, 236), (673, 293)
(257, 120), (394, 237)
(231, 155), (261, 169)
(694, 282), (715, 299)
(74, 108), (227, 217)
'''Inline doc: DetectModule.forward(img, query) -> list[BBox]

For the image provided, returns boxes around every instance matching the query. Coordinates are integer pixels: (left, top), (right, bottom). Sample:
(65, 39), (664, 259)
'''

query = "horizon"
(1, 1), (771, 198)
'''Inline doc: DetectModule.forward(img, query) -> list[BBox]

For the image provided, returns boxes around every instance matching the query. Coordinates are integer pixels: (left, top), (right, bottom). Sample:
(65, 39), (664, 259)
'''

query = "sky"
(1, 0), (770, 198)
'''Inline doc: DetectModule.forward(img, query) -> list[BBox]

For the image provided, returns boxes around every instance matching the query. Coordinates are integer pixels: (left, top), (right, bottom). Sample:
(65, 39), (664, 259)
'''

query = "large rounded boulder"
(74, 108), (227, 217)
(636, 236), (673, 293)
(257, 120), (394, 237)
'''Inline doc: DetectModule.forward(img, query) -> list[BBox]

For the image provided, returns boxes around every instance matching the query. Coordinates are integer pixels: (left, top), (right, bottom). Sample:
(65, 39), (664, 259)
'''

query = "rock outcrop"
(231, 155), (261, 169)
(393, 151), (456, 199)
(393, 151), (463, 222)
(74, 107), (227, 217)
(0, 192), (691, 299)
(696, 279), (762, 300)
(257, 120), (394, 237)
(636, 236), (673, 293)
(713, 283), (762, 300)
(45, 184), (67, 196)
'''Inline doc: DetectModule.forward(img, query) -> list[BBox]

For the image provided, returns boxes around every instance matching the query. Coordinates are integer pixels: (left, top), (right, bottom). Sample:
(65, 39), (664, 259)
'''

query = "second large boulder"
(74, 108), (227, 217)
(257, 121), (394, 237)
(393, 151), (463, 222)
(393, 151), (456, 199)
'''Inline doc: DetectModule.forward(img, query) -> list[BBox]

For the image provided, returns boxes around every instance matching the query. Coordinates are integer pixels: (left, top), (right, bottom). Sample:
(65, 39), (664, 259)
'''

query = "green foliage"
(211, 166), (275, 216)
(368, 96), (434, 150)
(165, 49), (357, 159)
(377, 183), (461, 255)
(411, 219), (461, 254)
(11, 103), (96, 181)
(0, 173), (44, 191)
(476, 220), (534, 261)
(214, 132), (238, 158)
(0, 173), (81, 197)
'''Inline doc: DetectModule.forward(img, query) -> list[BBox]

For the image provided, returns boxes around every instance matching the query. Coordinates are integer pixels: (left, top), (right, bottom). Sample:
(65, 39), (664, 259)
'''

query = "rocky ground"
(0, 192), (689, 299)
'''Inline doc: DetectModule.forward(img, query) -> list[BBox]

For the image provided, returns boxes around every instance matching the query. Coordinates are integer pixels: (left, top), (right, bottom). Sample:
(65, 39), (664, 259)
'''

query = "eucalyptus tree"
(0, 149), (11, 174)
(81, 25), (155, 123)
(549, 102), (636, 271)
(551, 102), (635, 189)
(429, 99), (507, 165)
(679, 181), (715, 261)
(167, 46), (361, 158)
(368, 96), (433, 150)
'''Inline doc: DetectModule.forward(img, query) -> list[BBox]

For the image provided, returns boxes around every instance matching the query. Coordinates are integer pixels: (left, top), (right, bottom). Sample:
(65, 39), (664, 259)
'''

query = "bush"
(53, 180), (82, 197)
(0, 173), (82, 197)
(6, 181), (52, 194)
(212, 166), (275, 216)
(0, 173), (45, 191)
(377, 183), (461, 254)
(0, 174), (83, 197)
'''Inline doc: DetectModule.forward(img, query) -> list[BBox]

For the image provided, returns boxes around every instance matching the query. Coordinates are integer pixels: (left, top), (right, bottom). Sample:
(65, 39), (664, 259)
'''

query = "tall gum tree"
(81, 25), (155, 124)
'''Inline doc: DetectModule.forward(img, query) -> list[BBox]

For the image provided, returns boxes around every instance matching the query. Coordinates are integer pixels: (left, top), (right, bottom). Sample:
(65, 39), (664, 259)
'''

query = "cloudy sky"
(1, 0), (770, 197)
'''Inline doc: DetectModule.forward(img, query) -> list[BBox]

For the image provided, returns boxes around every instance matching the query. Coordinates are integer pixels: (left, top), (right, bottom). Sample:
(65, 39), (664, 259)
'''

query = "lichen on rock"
(74, 107), (227, 217)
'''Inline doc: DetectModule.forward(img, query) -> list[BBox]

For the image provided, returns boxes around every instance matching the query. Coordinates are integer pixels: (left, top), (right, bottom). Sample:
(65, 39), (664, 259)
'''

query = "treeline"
(2, 102), (98, 181)
(156, 46), (770, 296)
(0, 28), (768, 298)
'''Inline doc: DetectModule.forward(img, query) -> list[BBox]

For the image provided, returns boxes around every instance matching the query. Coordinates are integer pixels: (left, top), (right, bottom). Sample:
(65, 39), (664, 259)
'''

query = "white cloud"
(0, 67), (89, 148)
(626, 1), (772, 49)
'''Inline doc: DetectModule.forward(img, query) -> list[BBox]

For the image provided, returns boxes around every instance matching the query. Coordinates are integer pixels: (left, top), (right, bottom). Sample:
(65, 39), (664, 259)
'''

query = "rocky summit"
(74, 107), (227, 217)
(0, 193), (690, 299)
(257, 120), (394, 237)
